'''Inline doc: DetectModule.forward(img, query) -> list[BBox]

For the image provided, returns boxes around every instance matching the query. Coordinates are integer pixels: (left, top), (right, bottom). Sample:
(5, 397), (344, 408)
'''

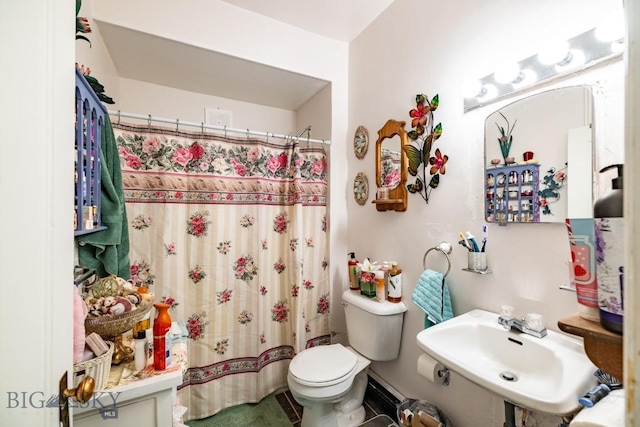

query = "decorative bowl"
(85, 303), (153, 337)
(490, 159), (501, 166)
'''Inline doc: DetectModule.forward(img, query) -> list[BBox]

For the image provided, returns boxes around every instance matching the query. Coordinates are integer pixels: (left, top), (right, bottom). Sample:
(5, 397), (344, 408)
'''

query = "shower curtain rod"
(107, 110), (331, 146)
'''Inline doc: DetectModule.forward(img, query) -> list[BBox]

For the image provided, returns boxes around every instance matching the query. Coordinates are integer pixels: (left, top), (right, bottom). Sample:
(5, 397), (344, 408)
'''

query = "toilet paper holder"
(437, 367), (450, 387)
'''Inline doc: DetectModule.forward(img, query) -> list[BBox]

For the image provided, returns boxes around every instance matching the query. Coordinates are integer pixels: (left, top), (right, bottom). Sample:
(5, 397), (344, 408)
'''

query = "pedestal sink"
(416, 309), (597, 415)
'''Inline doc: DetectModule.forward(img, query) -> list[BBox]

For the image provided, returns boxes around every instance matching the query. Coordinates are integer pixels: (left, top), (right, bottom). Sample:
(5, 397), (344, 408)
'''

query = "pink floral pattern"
(289, 238), (298, 251)
(273, 258), (286, 274)
(187, 211), (211, 237)
(130, 260), (155, 287)
(217, 288), (233, 304)
(291, 284), (299, 297)
(317, 293), (330, 315)
(234, 254), (257, 282)
(237, 310), (253, 325)
(164, 242), (177, 256)
(187, 311), (209, 340)
(189, 265), (206, 284)
(239, 214), (255, 228)
(131, 214), (152, 230)
(273, 212), (288, 233)
(271, 300), (289, 323)
(214, 338), (229, 355)
(161, 296), (179, 310)
(217, 240), (231, 254)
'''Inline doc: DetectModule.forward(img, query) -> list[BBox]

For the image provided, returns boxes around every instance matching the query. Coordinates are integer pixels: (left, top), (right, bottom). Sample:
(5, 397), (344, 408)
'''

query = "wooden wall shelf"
(558, 313), (622, 381)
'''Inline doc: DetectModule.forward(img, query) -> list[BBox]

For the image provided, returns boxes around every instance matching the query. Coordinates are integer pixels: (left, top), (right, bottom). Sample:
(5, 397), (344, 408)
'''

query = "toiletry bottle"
(153, 302), (172, 370)
(388, 262), (402, 303)
(594, 164), (624, 334)
(375, 270), (386, 303)
(348, 252), (359, 290)
(565, 218), (600, 322)
(134, 330), (148, 371)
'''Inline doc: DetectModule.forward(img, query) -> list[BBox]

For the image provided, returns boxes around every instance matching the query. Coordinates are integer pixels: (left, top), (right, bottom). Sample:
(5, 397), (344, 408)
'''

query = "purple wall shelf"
(74, 69), (107, 236)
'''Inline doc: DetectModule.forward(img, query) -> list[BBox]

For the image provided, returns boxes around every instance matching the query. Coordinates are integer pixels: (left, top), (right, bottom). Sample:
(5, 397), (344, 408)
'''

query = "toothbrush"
(459, 232), (472, 251)
(465, 231), (480, 252)
(481, 224), (488, 252)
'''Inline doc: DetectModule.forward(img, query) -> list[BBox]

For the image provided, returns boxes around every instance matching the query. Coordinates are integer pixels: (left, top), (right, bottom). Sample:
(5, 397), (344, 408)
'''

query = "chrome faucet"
(498, 315), (547, 338)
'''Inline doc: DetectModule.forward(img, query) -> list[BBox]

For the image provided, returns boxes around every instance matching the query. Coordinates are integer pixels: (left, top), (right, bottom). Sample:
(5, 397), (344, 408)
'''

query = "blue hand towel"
(412, 269), (453, 328)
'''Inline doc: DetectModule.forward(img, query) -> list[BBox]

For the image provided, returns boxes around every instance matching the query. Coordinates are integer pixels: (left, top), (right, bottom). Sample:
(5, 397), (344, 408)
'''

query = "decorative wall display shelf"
(75, 68), (107, 236)
(485, 163), (540, 223)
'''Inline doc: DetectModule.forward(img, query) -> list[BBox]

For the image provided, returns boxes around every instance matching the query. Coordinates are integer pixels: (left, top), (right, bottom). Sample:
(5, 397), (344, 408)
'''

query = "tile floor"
(275, 376), (401, 427)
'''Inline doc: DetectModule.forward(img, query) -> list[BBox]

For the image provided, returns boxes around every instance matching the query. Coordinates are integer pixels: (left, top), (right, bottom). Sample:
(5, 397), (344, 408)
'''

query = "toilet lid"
(289, 344), (358, 385)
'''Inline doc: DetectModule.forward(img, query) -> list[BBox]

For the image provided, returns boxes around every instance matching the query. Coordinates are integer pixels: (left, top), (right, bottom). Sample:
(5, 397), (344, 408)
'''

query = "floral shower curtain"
(112, 122), (330, 420)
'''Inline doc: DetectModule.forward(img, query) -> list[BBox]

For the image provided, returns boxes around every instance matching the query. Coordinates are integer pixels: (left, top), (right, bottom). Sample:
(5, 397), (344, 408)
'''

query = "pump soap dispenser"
(594, 164), (624, 334)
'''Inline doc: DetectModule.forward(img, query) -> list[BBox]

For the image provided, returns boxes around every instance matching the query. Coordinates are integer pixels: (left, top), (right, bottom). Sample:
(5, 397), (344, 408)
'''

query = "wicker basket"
(84, 303), (153, 337)
(73, 341), (114, 391)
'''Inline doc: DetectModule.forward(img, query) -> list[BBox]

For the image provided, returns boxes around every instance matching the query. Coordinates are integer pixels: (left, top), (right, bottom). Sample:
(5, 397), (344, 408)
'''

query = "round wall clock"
(353, 126), (369, 159)
(353, 172), (369, 205)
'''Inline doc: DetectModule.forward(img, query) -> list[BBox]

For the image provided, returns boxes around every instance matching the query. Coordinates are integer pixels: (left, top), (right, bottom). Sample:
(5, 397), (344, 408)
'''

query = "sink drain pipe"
(504, 401), (516, 427)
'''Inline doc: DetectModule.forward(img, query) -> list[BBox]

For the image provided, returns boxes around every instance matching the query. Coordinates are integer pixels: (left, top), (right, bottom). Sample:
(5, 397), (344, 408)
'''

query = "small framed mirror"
(373, 119), (408, 212)
(484, 86), (594, 223)
(354, 126), (369, 159)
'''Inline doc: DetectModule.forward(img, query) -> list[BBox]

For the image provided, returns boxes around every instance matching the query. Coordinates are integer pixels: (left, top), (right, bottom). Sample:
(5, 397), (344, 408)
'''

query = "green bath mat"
(185, 394), (293, 427)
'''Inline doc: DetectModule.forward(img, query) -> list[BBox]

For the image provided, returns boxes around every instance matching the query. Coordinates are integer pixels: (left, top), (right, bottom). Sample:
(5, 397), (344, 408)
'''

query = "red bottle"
(153, 303), (172, 371)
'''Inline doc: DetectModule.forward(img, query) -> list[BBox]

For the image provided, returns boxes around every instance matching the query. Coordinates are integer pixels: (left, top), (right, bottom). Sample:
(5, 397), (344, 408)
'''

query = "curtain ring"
(224, 125), (227, 138)
(176, 119), (180, 132)
(246, 129), (250, 140)
(147, 114), (152, 129)
(201, 122), (205, 137)
(117, 110), (121, 125)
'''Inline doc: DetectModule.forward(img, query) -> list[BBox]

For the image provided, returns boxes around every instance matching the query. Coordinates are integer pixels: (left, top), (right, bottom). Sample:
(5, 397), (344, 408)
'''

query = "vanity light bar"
(463, 27), (623, 113)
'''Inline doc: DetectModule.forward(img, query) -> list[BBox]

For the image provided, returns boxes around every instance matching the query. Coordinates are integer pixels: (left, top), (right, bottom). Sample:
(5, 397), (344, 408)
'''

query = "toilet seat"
(289, 344), (358, 387)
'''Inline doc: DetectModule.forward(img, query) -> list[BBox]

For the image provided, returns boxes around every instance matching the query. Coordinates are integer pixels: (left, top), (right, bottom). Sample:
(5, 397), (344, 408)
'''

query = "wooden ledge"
(558, 313), (622, 381)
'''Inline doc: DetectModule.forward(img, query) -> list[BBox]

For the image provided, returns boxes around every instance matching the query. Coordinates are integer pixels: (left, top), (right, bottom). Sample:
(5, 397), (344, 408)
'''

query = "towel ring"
(423, 241), (452, 277)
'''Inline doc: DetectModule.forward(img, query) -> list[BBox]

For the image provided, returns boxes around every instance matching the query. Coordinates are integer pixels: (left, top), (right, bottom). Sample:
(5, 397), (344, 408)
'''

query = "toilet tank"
(342, 290), (407, 361)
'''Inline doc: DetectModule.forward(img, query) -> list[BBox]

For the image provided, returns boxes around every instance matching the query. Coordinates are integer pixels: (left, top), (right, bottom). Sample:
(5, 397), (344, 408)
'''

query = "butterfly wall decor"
(403, 93), (448, 204)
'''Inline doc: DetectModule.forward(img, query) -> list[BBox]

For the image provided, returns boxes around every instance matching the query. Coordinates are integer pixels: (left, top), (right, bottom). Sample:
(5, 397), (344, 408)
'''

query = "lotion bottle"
(388, 262), (402, 303)
(594, 164), (624, 334)
(348, 252), (359, 290)
(134, 330), (148, 371)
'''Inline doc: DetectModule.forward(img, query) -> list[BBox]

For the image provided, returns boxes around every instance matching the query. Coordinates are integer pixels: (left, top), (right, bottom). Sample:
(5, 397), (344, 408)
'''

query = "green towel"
(78, 115), (131, 279)
(412, 269), (453, 328)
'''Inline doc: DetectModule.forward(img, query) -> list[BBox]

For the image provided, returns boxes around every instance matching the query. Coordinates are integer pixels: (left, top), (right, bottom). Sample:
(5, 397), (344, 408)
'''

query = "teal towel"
(412, 269), (453, 328)
(77, 115), (131, 279)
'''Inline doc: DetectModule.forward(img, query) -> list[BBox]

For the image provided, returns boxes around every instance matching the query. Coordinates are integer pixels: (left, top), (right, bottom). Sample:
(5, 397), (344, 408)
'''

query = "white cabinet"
(73, 369), (182, 427)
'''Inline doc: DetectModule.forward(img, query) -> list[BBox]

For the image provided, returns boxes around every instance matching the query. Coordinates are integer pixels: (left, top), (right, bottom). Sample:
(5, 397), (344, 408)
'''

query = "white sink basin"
(416, 309), (597, 415)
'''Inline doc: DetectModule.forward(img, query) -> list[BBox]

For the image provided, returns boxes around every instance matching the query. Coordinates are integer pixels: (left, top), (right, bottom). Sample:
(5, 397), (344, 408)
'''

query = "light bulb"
(494, 61), (521, 84)
(478, 84), (498, 102)
(555, 49), (585, 72)
(512, 69), (537, 89)
(538, 38), (570, 65)
(596, 9), (624, 42)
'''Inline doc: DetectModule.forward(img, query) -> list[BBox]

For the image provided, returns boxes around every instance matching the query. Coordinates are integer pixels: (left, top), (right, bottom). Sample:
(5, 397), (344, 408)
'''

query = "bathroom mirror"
(374, 119), (408, 212)
(484, 86), (594, 223)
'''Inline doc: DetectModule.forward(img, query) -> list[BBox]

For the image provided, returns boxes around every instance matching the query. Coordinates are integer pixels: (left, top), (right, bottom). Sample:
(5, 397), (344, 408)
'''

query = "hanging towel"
(412, 269), (453, 329)
(78, 115), (131, 279)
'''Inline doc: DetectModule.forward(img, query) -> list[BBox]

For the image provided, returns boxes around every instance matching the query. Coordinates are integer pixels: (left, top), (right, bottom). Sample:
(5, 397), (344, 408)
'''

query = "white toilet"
(287, 290), (407, 427)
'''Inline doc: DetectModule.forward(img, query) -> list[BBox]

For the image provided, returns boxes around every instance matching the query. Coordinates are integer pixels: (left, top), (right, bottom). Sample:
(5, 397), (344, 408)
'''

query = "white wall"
(347, 0), (624, 425)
